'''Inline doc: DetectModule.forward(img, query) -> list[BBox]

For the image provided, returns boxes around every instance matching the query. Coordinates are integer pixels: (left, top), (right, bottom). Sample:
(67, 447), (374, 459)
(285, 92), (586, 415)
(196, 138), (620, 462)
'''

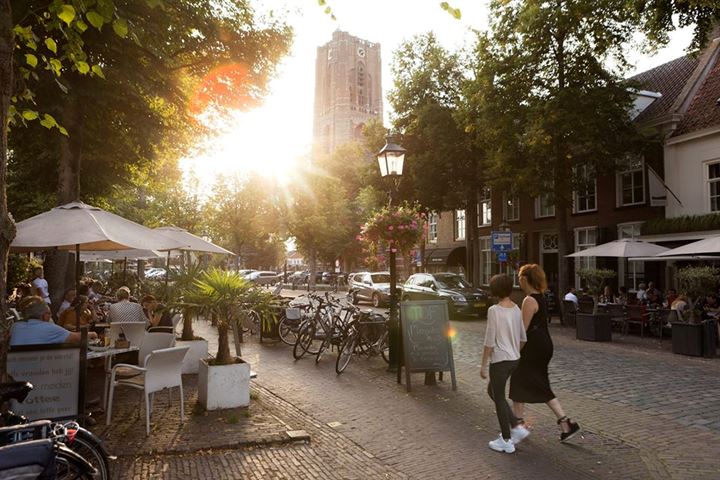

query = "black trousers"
(488, 360), (520, 440)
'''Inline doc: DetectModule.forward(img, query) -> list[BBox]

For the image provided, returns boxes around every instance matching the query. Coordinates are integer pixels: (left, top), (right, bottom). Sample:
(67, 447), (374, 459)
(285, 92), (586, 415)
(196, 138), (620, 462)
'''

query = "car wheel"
(372, 293), (381, 308)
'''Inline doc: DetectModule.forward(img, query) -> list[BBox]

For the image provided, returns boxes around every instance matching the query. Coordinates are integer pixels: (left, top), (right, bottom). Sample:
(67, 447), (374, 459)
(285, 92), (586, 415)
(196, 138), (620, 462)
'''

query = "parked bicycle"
(336, 310), (389, 374)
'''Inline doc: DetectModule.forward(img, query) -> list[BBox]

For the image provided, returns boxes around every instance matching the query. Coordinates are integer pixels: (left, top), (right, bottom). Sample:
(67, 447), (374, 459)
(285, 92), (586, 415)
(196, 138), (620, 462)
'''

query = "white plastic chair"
(106, 346), (189, 436)
(171, 313), (182, 342)
(109, 322), (147, 348)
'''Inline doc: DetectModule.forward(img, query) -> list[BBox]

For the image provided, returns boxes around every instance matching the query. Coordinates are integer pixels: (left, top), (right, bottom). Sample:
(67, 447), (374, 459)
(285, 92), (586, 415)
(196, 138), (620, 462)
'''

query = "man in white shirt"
(31, 267), (51, 305)
(636, 283), (647, 302)
(563, 286), (579, 305)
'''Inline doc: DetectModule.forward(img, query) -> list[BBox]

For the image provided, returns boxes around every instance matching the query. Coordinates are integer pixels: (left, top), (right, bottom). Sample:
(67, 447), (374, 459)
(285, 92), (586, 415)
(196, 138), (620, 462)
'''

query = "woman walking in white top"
(480, 274), (529, 453)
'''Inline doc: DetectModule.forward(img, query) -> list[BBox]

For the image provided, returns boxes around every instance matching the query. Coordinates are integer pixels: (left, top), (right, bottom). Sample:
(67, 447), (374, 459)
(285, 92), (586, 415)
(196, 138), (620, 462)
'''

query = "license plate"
(474, 302), (485, 308)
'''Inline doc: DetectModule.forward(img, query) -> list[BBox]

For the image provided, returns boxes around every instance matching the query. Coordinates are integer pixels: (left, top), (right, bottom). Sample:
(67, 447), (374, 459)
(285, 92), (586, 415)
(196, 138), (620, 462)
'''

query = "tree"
(285, 171), (354, 287)
(465, 0), (644, 296)
(632, 1), (720, 52)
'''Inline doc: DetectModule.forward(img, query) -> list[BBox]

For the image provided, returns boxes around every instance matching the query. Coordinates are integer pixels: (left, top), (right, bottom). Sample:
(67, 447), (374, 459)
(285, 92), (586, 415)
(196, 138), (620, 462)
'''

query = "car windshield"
(435, 275), (471, 289)
(371, 274), (391, 283)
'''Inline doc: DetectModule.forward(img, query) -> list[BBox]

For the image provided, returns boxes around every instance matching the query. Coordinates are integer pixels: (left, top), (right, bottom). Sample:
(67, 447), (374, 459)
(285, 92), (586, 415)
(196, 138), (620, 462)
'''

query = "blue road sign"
(497, 251), (508, 263)
(491, 231), (513, 252)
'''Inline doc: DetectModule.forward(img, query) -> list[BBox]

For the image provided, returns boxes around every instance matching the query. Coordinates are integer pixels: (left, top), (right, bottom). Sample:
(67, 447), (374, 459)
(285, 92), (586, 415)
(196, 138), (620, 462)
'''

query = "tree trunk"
(555, 171), (570, 300)
(0, 0), (17, 382)
(309, 250), (317, 289)
(465, 196), (477, 286)
(216, 322), (232, 365)
(181, 308), (194, 340)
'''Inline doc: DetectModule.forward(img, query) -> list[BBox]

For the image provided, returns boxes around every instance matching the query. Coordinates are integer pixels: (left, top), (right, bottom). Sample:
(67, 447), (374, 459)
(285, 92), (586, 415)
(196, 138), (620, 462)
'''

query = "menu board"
(8, 345), (83, 421)
(400, 300), (457, 392)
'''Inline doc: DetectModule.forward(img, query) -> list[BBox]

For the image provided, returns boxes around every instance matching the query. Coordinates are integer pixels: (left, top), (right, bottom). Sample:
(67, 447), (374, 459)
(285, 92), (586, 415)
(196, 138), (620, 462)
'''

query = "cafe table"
(87, 345), (140, 409)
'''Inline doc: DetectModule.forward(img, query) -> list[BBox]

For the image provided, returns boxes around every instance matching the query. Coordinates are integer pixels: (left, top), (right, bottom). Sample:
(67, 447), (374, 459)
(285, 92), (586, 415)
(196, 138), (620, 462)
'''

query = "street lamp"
(377, 134), (406, 372)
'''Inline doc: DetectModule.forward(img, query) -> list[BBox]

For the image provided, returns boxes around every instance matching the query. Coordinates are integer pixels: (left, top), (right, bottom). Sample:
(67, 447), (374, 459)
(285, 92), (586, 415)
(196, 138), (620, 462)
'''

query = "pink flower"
(391, 248), (397, 253)
(398, 225), (405, 230)
(388, 226), (394, 231)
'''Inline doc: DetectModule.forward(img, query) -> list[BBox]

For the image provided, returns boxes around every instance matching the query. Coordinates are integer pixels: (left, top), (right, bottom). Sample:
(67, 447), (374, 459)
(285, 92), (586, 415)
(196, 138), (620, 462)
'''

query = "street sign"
(497, 251), (508, 263)
(491, 231), (513, 252)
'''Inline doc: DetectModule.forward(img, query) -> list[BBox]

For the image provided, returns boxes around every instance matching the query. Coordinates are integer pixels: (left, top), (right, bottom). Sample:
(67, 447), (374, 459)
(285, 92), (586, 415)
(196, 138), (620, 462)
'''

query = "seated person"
(698, 294), (720, 319)
(107, 286), (146, 324)
(664, 288), (678, 308)
(88, 281), (105, 302)
(599, 286), (614, 304)
(58, 295), (96, 331)
(11, 296), (97, 346)
(147, 303), (175, 333)
(563, 286), (579, 305)
(645, 289), (662, 308)
(57, 287), (77, 318)
(615, 286), (629, 305)
(141, 294), (158, 321)
(671, 295), (691, 322)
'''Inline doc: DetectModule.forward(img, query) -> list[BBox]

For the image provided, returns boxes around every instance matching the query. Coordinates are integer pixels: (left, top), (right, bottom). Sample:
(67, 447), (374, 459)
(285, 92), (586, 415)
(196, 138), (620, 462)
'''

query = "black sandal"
(557, 416), (580, 443)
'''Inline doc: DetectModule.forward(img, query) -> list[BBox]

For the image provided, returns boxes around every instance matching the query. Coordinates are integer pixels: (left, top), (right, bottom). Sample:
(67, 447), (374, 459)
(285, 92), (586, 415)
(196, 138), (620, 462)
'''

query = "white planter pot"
(198, 357), (251, 410)
(177, 339), (208, 374)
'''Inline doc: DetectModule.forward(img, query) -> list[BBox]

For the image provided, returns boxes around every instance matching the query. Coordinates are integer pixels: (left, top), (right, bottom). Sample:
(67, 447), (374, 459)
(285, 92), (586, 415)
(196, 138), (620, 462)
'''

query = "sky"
(181, 0), (694, 192)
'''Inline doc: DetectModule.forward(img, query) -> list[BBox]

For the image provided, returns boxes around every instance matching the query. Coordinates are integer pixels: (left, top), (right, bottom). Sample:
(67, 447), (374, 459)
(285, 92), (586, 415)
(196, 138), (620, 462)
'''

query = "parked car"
(246, 271), (280, 285)
(349, 272), (392, 307)
(401, 272), (489, 318)
(287, 270), (308, 283)
(144, 267), (166, 280)
(238, 269), (257, 279)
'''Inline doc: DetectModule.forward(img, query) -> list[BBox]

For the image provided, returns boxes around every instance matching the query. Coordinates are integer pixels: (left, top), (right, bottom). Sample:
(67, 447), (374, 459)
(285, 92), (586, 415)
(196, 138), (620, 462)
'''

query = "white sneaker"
(511, 425), (531, 444)
(488, 435), (515, 453)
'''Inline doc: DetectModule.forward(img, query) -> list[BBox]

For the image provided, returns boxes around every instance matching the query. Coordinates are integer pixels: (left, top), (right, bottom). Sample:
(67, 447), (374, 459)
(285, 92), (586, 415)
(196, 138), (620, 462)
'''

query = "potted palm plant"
(187, 268), (273, 410)
(575, 268), (615, 341)
(169, 263), (209, 374)
(673, 266), (718, 357)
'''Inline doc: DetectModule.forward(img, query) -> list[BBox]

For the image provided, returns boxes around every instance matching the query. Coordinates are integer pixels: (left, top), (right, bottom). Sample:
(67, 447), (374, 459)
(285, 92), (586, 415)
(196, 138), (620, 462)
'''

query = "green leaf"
(45, 38), (57, 54)
(112, 18), (128, 38)
(86, 11), (105, 30)
(25, 54), (38, 68)
(75, 20), (88, 33)
(324, 6), (331, 14)
(40, 114), (58, 129)
(91, 65), (105, 79)
(57, 4), (76, 26)
(49, 58), (62, 76)
(55, 78), (69, 94)
(318, 0), (326, 5)
(21, 110), (39, 121)
(58, 125), (69, 136)
(76, 61), (90, 74)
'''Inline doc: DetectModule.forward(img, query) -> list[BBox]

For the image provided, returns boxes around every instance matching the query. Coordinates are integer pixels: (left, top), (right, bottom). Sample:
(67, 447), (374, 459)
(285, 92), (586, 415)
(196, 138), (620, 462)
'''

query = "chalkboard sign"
(400, 300), (457, 392)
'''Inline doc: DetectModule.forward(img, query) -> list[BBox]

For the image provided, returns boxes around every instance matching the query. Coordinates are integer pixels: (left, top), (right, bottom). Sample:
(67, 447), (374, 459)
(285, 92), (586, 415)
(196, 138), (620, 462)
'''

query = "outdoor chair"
(652, 309), (676, 342)
(109, 322), (147, 348)
(562, 300), (577, 327)
(103, 332), (175, 409)
(605, 304), (626, 333)
(624, 305), (650, 337)
(106, 346), (189, 436)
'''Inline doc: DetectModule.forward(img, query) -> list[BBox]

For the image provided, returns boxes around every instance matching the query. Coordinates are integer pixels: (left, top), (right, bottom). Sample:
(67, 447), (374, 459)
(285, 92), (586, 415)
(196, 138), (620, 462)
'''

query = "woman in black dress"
(509, 264), (580, 443)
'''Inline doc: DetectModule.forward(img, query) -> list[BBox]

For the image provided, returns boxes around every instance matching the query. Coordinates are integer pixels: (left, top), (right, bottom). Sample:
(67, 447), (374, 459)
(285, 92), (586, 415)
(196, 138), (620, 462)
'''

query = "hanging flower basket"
(359, 205), (424, 266)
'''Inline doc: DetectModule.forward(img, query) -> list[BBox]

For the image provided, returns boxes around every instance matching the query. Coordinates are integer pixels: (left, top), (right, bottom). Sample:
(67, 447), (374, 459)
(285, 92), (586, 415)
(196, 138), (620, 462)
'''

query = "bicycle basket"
(285, 308), (301, 320)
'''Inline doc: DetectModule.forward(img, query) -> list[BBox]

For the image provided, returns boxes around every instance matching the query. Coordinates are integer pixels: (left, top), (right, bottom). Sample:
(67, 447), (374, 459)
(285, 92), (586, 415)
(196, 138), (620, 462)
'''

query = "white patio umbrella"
(12, 202), (184, 252)
(567, 239), (670, 258)
(655, 235), (720, 257)
(567, 239), (670, 290)
(79, 249), (165, 261)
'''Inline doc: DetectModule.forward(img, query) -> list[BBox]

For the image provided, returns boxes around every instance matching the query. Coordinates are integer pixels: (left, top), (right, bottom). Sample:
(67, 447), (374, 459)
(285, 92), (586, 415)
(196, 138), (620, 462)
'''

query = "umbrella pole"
(165, 250), (171, 292)
(76, 244), (81, 332)
(123, 257), (127, 284)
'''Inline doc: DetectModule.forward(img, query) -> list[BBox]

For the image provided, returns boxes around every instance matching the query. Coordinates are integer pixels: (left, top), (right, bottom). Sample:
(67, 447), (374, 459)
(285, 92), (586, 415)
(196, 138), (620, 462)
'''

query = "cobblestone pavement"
(108, 289), (720, 479)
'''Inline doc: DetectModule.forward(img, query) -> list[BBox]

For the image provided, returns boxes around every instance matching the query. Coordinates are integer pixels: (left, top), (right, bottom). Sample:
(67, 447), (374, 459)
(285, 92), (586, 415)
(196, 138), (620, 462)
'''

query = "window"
(480, 236), (493, 285)
(617, 160), (645, 206)
(535, 194), (555, 218)
(709, 162), (720, 212)
(478, 188), (491, 226)
(618, 222), (644, 289)
(574, 227), (597, 288)
(428, 213), (438, 243)
(503, 193), (520, 222)
(574, 164), (597, 213)
(455, 210), (466, 240)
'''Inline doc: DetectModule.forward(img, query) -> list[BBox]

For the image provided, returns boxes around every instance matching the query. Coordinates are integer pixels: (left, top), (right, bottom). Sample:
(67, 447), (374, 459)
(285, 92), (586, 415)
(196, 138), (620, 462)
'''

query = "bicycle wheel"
(335, 330), (358, 374)
(66, 428), (110, 480)
(278, 315), (299, 346)
(315, 335), (331, 364)
(55, 442), (98, 480)
(293, 322), (321, 359)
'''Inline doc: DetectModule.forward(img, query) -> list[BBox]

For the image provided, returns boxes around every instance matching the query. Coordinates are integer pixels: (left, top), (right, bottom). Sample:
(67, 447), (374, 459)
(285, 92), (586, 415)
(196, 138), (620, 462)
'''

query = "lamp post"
(377, 134), (406, 371)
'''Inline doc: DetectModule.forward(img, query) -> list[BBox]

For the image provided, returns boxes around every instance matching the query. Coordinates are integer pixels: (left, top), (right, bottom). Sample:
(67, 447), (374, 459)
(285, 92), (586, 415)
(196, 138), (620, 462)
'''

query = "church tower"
(313, 30), (383, 155)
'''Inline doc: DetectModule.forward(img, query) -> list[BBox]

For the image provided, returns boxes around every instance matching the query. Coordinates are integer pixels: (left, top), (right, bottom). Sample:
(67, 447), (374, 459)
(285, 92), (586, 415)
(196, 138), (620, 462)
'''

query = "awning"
(638, 230), (720, 243)
(629, 255), (720, 262)
(424, 247), (455, 266)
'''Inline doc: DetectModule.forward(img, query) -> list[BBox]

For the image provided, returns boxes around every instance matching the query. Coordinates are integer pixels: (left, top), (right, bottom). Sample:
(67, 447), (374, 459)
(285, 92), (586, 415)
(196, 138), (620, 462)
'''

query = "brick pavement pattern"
(106, 289), (720, 479)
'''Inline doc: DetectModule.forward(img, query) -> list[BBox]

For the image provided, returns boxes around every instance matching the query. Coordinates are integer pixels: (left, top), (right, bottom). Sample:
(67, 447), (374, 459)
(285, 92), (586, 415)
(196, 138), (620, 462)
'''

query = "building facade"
(313, 30), (383, 155)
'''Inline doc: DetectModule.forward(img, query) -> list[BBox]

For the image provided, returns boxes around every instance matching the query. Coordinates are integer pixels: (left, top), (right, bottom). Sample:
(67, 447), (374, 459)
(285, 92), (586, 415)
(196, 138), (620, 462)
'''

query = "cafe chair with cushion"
(106, 346), (189, 436)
